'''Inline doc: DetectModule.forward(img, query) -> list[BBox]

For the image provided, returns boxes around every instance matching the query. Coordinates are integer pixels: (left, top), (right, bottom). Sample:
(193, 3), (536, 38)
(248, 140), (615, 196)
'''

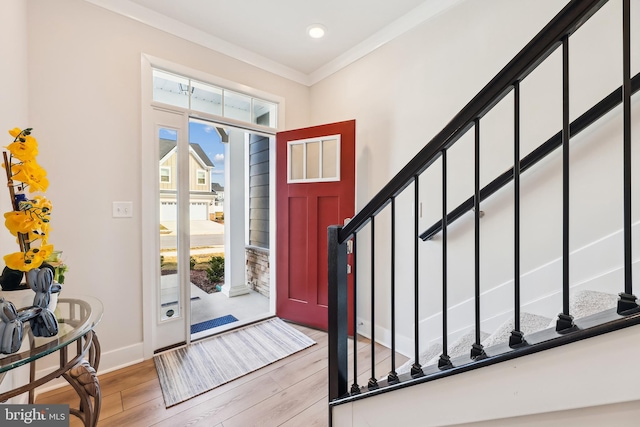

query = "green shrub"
(190, 256), (196, 270)
(160, 255), (165, 268)
(206, 256), (224, 283)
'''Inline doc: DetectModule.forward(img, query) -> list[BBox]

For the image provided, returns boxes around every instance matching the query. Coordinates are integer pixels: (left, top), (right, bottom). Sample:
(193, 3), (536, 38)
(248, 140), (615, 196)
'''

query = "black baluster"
(350, 234), (360, 395)
(556, 35), (576, 332)
(471, 119), (487, 360)
(510, 82), (527, 347)
(618, 0), (639, 314)
(388, 198), (399, 384)
(368, 217), (379, 390)
(411, 177), (423, 377)
(439, 150), (453, 369)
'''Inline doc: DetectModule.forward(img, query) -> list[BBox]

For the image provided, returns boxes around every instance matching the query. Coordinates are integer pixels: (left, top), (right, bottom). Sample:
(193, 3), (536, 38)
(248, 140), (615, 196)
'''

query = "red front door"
(276, 120), (355, 331)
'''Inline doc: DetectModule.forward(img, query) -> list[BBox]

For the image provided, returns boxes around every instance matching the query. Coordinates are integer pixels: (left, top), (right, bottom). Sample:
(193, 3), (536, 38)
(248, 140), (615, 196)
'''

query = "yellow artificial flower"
(3, 127), (58, 275)
(4, 252), (30, 271)
(4, 249), (45, 272)
(6, 135), (39, 162)
(40, 221), (50, 238)
(4, 211), (37, 236)
(36, 244), (54, 261)
(32, 196), (52, 212)
(25, 223), (50, 244)
(11, 160), (49, 192)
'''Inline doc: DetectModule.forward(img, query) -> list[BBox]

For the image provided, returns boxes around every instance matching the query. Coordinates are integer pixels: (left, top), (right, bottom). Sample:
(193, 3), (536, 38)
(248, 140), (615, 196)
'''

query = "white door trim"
(142, 54), (284, 358)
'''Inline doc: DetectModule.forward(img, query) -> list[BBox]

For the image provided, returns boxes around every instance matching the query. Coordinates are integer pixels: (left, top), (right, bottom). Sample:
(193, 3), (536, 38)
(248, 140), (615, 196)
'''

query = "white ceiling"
(85, 0), (463, 85)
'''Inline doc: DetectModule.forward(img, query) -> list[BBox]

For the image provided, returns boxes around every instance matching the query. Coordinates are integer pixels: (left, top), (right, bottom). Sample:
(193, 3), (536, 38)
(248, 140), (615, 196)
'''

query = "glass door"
(158, 125), (181, 321)
(154, 108), (189, 351)
(187, 118), (226, 336)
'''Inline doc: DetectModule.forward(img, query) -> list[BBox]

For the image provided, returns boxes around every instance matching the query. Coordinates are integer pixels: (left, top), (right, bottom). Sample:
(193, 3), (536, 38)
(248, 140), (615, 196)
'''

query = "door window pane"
(290, 144), (304, 180)
(306, 141), (320, 180)
(159, 127), (180, 321)
(322, 139), (338, 179)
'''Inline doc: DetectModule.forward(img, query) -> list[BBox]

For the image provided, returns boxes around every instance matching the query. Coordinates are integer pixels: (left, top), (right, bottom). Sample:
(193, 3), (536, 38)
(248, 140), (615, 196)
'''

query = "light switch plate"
(113, 201), (133, 218)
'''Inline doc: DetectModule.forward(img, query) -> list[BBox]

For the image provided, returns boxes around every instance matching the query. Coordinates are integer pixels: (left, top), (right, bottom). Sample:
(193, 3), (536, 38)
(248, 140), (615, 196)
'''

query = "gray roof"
(211, 183), (224, 192)
(159, 138), (214, 168)
(190, 143), (214, 167)
(159, 139), (176, 160)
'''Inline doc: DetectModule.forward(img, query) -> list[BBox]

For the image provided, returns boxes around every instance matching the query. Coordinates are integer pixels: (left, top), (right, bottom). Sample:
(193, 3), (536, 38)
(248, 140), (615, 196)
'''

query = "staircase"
(396, 289), (618, 374)
(327, 0), (640, 425)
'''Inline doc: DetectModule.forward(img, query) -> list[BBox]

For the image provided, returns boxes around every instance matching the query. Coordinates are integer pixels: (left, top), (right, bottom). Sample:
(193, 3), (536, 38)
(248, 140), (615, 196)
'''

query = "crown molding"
(308, 0), (466, 85)
(84, 0), (311, 85)
(85, 0), (464, 87)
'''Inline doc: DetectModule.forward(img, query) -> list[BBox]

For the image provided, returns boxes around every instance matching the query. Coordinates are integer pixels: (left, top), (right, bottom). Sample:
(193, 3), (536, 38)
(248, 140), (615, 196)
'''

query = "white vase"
(0, 288), (34, 311)
(0, 286), (59, 312)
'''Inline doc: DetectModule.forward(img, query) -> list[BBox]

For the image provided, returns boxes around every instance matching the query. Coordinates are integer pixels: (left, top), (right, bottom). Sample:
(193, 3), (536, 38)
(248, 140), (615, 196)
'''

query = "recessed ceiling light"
(307, 24), (326, 39)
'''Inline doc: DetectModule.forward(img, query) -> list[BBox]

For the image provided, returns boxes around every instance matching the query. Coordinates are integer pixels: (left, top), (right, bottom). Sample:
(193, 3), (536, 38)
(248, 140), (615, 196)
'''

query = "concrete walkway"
(161, 246), (224, 257)
(160, 220), (225, 252)
(161, 220), (224, 236)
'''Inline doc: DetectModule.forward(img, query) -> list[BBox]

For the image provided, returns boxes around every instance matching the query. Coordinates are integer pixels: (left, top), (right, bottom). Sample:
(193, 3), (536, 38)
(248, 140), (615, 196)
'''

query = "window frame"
(196, 169), (206, 186)
(142, 54), (283, 359)
(152, 68), (280, 130)
(160, 166), (171, 183)
(287, 135), (341, 184)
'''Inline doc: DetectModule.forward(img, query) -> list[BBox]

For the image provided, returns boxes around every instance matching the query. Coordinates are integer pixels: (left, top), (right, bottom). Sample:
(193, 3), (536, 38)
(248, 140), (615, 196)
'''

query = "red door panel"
(288, 197), (308, 302)
(316, 196), (339, 307)
(276, 120), (355, 332)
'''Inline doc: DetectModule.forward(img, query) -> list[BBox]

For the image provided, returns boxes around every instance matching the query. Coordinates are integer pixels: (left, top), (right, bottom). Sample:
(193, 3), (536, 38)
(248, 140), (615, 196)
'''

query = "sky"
(159, 120), (225, 187)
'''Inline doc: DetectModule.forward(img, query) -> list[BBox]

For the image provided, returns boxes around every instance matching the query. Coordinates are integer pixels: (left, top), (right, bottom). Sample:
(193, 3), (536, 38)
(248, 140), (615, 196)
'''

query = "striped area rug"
(154, 317), (316, 407)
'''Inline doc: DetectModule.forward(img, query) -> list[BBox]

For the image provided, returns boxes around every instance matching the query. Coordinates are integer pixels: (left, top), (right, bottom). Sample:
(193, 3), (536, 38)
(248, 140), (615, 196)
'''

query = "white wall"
(311, 0), (640, 355)
(0, 0), (29, 231)
(0, 0), (31, 403)
(22, 0), (310, 372)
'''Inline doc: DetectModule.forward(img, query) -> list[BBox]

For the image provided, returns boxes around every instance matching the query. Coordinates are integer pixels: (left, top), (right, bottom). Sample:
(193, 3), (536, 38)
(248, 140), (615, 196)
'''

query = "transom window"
(288, 135), (340, 183)
(152, 69), (277, 129)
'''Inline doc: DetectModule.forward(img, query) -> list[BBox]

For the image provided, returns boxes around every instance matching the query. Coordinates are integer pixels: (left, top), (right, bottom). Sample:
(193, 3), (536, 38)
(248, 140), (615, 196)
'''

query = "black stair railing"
(619, 0), (637, 313)
(509, 80), (526, 347)
(470, 119), (486, 360)
(328, 0), (639, 410)
(419, 71), (640, 242)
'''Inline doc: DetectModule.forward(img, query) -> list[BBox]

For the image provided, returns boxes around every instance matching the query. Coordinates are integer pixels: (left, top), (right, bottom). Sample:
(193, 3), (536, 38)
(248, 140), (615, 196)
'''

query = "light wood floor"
(36, 323), (409, 427)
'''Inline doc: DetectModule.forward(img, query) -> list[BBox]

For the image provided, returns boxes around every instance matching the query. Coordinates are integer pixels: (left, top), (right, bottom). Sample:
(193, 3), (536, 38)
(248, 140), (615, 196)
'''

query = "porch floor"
(160, 274), (271, 339)
(190, 284), (271, 340)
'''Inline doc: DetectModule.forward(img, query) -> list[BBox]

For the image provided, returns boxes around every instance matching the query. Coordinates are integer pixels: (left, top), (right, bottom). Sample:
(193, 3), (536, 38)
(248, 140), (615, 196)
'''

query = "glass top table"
(0, 296), (103, 373)
(0, 296), (103, 427)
